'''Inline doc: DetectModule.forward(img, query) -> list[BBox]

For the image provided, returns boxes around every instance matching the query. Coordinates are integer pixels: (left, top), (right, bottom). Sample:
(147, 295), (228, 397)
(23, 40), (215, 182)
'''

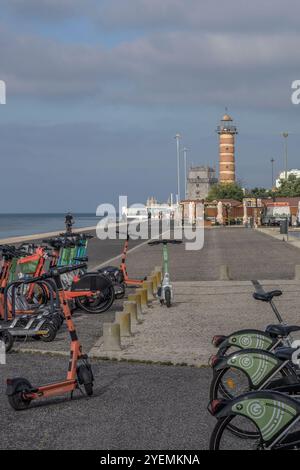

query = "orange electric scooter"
(6, 263), (94, 410)
(118, 228), (146, 287)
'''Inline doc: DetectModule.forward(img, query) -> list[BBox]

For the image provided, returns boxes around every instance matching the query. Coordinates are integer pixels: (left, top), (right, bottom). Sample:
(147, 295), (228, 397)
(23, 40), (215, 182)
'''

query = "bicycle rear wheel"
(210, 365), (296, 439)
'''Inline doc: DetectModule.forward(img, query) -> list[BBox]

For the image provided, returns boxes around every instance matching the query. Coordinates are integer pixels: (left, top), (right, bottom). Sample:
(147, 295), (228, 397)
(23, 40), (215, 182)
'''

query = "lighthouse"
(216, 112), (238, 184)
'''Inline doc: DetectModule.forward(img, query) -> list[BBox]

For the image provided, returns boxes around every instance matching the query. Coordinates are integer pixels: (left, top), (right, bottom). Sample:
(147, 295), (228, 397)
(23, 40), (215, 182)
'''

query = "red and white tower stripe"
(216, 113), (238, 184)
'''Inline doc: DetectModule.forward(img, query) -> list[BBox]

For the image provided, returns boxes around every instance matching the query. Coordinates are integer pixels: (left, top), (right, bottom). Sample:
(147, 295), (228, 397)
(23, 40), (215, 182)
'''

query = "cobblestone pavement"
(91, 279), (300, 366)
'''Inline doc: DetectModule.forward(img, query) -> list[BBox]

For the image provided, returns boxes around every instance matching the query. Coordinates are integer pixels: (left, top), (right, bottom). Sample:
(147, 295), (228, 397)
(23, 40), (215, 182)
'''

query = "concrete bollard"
(115, 311), (132, 337)
(143, 280), (154, 301)
(219, 264), (230, 281)
(103, 323), (121, 351)
(128, 293), (143, 318)
(135, 288), (149, 311)
(151, 270), (160, 286)
(156, 271), (162, 284)
(154, 266), (162, 283)
(123, 300), (140, 324)
(150, 274), (158, 294)
(295, 265), (300, 281)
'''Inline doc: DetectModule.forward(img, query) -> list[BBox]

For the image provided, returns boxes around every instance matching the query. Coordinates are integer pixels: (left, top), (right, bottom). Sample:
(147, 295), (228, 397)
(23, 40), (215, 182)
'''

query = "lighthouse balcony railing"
(216, 124), (237, 134)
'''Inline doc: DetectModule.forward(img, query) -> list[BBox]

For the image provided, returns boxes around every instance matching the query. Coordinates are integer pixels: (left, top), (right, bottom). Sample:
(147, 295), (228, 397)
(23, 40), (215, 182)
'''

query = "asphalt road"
(166, 227), (300, 281)
(0, 355), (213, 450)
(118, 227), (300, 281)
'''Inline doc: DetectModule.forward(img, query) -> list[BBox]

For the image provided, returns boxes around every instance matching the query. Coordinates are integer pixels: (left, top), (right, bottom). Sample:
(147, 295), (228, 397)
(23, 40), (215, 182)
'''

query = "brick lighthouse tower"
(216, 112), (238, 183)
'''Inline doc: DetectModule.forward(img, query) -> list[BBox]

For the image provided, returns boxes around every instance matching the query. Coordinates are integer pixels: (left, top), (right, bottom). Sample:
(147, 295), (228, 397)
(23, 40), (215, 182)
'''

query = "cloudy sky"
(1, 0), (300, 212)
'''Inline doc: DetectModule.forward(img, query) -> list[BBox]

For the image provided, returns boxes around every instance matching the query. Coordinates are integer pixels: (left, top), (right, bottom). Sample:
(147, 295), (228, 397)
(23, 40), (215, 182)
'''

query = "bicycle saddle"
(253, 290), (282, 302)
(266, 324), (300, 337)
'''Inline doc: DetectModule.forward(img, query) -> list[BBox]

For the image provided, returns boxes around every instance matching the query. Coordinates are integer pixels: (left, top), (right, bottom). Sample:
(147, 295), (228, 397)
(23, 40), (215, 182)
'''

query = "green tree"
(245, 187), (272, 198)
(276, 174), (300, 197)
(207, 183), (244, 202)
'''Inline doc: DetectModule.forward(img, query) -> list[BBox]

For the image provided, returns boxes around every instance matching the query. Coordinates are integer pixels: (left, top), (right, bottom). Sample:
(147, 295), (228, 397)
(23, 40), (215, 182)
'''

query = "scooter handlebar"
(49, 263), (87, 275)
(148, 239), (183, 246)
(16, 263), (87, 284)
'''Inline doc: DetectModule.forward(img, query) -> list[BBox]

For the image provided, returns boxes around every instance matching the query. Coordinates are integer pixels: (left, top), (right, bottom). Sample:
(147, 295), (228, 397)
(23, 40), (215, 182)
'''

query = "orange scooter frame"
(119, 232), (145, 286)
(0, 254), (13, 318)
(6, 263), (94, 410)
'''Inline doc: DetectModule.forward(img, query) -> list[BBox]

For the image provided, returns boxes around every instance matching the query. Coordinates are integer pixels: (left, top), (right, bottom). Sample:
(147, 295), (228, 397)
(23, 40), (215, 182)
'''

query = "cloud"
(0, 24), (108, 97)
(2, 0), (90, 20)
(4, 0), (300, 34)
(93, 0), (300, 34)
(0, 21), (299, 110)
(1, 1), (300, 209)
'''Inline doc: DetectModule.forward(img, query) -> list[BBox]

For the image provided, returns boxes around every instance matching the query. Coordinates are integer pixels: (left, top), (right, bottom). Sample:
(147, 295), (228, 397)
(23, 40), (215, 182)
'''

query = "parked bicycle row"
(208, 286), (300, 450)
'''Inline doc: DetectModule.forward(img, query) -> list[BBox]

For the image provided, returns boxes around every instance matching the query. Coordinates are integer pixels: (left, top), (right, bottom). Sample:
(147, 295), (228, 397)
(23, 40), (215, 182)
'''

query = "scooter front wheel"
(75, 286), (115, 314)
(165, 287), (171, 308)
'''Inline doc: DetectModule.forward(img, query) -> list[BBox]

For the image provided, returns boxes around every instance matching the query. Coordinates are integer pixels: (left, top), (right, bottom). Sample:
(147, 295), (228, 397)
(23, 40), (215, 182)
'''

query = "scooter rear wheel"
(40, 323), (57, 342)
(84, 382), (93, 396)
(77, 363), (94, 396)
(8, 379), (32, 411)
(1, 331), (14, 353)
(115, 282), (126, 299)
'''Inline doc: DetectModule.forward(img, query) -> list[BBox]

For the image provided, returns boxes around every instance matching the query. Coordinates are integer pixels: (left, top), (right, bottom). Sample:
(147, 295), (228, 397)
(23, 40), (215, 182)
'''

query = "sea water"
(0, 213), (101, 239)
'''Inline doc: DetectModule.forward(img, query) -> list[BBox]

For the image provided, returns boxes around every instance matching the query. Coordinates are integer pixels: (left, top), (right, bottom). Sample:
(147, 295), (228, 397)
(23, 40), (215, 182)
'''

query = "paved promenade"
(110, 226), (300, 281)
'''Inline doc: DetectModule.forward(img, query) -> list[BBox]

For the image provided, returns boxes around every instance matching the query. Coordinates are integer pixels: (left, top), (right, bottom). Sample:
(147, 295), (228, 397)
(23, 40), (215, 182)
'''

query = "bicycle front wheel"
(209, 415), (262, 450)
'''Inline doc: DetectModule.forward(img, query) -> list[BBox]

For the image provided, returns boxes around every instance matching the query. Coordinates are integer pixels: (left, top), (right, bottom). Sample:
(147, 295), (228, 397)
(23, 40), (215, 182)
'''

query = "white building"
(275, 169), (300, 188)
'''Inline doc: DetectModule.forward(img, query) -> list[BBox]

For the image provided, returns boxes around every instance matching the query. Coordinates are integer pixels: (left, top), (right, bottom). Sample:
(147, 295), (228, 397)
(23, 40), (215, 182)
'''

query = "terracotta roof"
(274, 197), (300, 206)
(215, 199), (241, 206)
(261, 197), (300, 207)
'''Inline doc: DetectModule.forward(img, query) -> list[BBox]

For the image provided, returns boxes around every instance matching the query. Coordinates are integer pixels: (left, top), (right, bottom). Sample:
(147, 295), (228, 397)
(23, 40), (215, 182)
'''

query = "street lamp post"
(174, 133), (181, 202)
(282, 132), (289, 180)
(183, 147), (188, 200)
(270, 158), (275, 188)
